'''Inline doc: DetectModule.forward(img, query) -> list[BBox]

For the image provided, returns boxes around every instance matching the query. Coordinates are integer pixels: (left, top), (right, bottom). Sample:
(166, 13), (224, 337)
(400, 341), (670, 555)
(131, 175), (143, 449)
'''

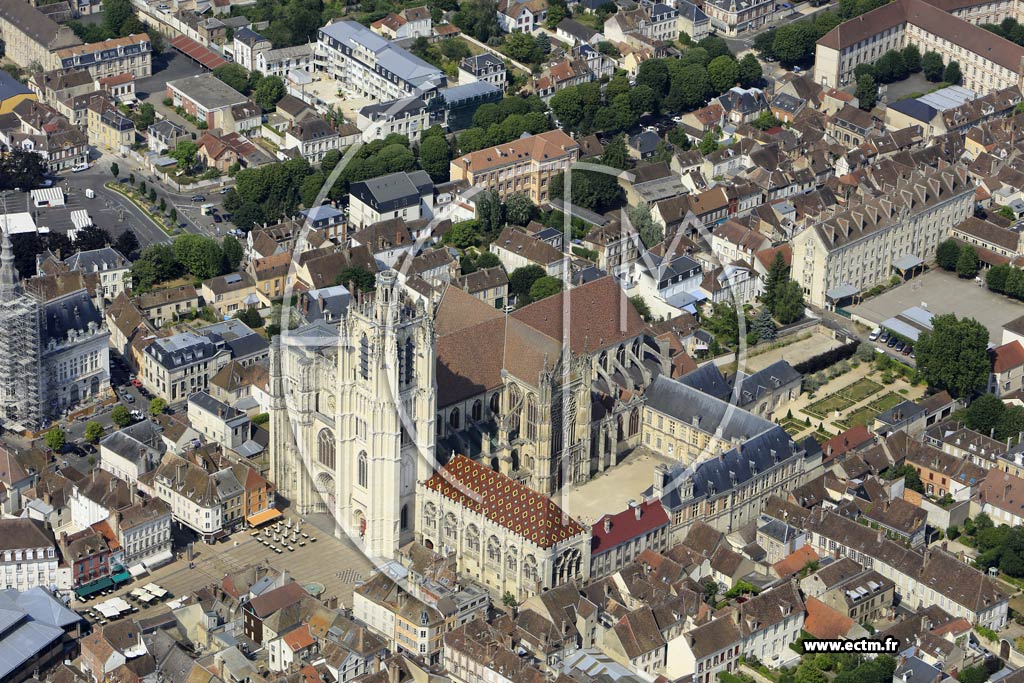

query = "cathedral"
(270, 270), (436, 559)
(270, 271), (669, 562)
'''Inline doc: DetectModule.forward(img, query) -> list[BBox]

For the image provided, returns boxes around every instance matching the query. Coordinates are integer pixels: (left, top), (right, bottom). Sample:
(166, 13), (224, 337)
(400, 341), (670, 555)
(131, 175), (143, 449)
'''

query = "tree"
(170, 140), (198, 172)
(445, 221), (481, 249)
(135, 102), (156, 129)
(476, 252), (500, 269)
(502, 591), (518, 607)
(627, 203), (662, 248)
(174, 234), (225, 279)
(956, 245), (980, 278)
(222, 235), (244, 272)
(110, 162), (119, 178)
(966, 394), (1006, 437)
(753, 111), (780, 130)
(453, 0), (501, 42)
(944, 61), (962, 85)
(697, 35), (731, 59)
(111, 404), (132, 427)
(922, 51), (944, 81)
(149, 397), (168, 416)
(699, 129), (719, 155)
(509, 265), (546, 303)
(529, 276), (563, 301)
(336, 266), (376, 291)
(873, 50), (907, 83)
(601, 135), (630, 170)
(631, 295), (653, 322)
(169, 208), (178, 223)
(419, 134), (451, 182)
(936, 238), (961, 270)
(762, 251), (789, 312)
(148, 188), (157, 203)
(0, 148), (46, 191)
(103, 0), (134, 36)
(738, 53), (763, 87)
(253, 75), (286, 110)
(774, 279), (805, 324)
(902, 44), (922, 72)
(753, 29), (777, 60)
(987, 263), (1011, 293)
(664, 64), (711, 112)
(234, 307), (263, 328)
(44, 426), (65, 452)
(85, 421), (104, 444)
(636, 59), (671, 98)
(915, 314), (990, 397)
(159, 197), (166, 213)
(535, 31), (550, 56)
(505, 193), (534, 226)
(300, 171), (326, 208)
(855, 74), (878, 111)
(114, 229), (139, 258)
(752, 307), (776, 342)
(772, 21), (816, 66)
(504, 32), (540, 62)
(707, 55), (740, 93)
(214, 63), (252, 93)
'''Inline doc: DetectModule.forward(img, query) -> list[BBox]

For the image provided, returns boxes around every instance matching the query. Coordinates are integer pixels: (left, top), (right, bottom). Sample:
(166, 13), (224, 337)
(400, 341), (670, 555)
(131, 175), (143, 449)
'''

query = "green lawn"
(803, 394), (856, 419)
(869, 392), (904, 413)
(779, 418), (809, 436)
(839, 377), (883, 403)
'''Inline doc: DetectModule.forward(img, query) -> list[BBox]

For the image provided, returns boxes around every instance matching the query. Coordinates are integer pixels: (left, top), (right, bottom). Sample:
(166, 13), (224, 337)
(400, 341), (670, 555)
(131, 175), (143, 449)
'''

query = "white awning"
(128, 564), (149, 578)
(142, 548), (173, 570)
(71, 210), (92, 230)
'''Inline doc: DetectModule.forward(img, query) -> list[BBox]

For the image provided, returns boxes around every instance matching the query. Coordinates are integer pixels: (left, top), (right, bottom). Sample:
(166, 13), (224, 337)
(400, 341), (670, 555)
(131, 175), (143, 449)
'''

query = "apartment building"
(814, 0), (1024, 90)
(111, 499), (172, 570)
(200, 272), (257, 318)
(458, 54), (508, 91)
(256, 44), (315, 78)
(55, 34), (152, 80)
(791, 166), (973, 308)
(449, 129), (580, 204)
(315, 21), (446, 103)
(86, 94), (135, 154)
(603, 3), (681, 45)
(187, 391), (251, 450)
(140, 331), (233, 404)
(703, 0), (774, 35)
(353, 572), (446, 664)
(803, 509), (1009, 629)
(348, 170), (434, 230)
(135, 284), (201, 326)
(0, 519), (59, 593)
(64, 248), (131, 300)
(151, 451), (223, 542)
(233, 28), (271, 71)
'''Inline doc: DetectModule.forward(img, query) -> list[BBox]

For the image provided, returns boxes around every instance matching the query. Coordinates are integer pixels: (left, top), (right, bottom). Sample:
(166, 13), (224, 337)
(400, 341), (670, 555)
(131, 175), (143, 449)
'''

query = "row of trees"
(936, 238), (980, 278)
(969, 511), (1024, 578)
(547, 141), (626, 214)
(965, 394), (1024, 444)
(507, 265), (562, 306)
(212, 64), (287, 111)
(10, 226), (139, 278)
(239, 0), (325, 48)
(981, 17), (1024, 47)
(985, 263), (1024, 301)
(131, 234), (244, 290)
(458, 95), (551, 155)
(753, 0), (888, 67)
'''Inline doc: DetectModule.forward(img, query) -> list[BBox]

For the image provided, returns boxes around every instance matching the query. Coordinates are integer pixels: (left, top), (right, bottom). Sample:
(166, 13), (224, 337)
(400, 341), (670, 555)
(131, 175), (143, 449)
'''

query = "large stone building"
(791, 165), (974, 308)
(416, 454), (590, 601)
(814, 0), (1024, 91)
(55, 34), (152, 80)
(0, 229), (110, 428)
(0, 0), (80, 72)
(270, 270), (436, 561)
(449, 130), (580, 204)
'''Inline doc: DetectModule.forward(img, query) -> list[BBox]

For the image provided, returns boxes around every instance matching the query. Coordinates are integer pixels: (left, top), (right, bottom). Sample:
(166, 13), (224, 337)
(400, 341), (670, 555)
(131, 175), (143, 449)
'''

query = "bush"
(793, 340), (860, 375)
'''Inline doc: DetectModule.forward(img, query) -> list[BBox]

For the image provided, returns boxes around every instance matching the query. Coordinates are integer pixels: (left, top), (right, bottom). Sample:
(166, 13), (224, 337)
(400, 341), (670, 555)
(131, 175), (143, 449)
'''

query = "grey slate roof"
(201, 319), (268, 360)
(677, 363), (731, 401)
(43, 290), (103, 346)
(319, 20), (444, 92)
(0, 587), (81, 680)
(732, 360), (800, 408)
(64, 247), (129, 272)
(644, 375), (777, 442)
(350, 170), (433, 212)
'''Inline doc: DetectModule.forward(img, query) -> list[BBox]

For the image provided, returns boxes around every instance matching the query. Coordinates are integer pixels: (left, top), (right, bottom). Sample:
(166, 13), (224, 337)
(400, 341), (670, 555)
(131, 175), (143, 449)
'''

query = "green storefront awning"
(111, 569), (132, 584)
(75, 576), (114, 599)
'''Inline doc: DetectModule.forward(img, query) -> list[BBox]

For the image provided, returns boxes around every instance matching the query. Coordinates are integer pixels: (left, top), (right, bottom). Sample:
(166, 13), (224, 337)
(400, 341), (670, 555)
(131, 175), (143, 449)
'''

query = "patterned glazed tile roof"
(424, 455), (585, 548)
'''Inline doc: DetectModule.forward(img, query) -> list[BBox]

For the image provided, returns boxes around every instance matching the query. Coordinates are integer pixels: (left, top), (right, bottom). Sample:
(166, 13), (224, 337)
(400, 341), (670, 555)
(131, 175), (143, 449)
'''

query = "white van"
(85, 188), (96, 199)
(868, 327), (881, 341)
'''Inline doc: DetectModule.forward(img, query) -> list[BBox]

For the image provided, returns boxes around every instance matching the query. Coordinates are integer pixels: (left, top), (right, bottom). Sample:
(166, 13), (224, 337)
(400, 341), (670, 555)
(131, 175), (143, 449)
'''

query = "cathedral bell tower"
(334, 269), (436, 560)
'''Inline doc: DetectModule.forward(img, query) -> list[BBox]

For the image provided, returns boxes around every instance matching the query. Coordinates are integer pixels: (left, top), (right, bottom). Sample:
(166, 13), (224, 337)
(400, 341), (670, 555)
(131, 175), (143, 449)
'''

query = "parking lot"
(848, 269), (1024, 342)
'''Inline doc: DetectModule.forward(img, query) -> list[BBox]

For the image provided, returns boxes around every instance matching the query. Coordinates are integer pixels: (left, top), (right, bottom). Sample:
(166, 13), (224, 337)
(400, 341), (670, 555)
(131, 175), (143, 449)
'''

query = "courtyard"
(847, 269), (1024, 342)
(562, 447), (676, 525)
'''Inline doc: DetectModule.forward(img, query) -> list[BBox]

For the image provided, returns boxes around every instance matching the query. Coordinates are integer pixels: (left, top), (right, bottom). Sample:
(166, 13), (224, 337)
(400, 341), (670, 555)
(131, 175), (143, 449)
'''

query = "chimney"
(653, 464), (669, 500)
(604, 518), (612, 533)
(633, 502), (642, 521)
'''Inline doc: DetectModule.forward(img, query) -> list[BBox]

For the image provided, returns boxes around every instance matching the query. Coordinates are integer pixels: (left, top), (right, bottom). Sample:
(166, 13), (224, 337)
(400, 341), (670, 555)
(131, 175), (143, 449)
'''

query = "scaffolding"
(0, 289), (43, 429)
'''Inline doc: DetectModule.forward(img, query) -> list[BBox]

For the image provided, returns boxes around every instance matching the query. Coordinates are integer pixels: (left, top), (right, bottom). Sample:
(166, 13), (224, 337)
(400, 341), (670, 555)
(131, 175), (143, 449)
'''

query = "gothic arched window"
(629, 407), (640, 436)
(490, 391), (501, 415)
(450, 408), (460, 430)
(466, 524), (480, 551)
(357, 451), (368, 488)
(486, 536), (501, 566)
(526, 395), (538, 441)
(317, 429), (335, 470)
(359, 334), (370, 380)
(471, 399), (482, 422)
(444, 513), (458, 539)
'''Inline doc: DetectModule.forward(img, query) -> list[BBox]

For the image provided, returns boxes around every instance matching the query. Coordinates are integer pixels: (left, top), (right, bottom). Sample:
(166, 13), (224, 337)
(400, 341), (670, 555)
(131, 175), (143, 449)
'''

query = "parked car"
(879, 331), (890, 343)
(213, 213), (223, 223)
(191, 195), (205, 202)
(121, 392), (135, 403)
(219, 187), (230, 194)
(904, 345), (913, 356)
(887, 336), (898, 348)
(894, 340), (905, 352)
(131, 379), (143, 388)
(72, 163), (89, 172)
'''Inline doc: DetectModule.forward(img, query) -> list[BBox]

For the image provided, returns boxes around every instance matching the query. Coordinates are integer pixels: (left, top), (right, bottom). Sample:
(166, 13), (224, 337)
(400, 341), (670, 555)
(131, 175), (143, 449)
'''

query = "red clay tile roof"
(772, 545), (819, 579)
(284, 624), (316, 651)
(591, 501), (669, 556)
(822, 425), (873, 462)
(804, 596), (855, 639)
(423, 455), (585, 548)
(993, 341), (1024, 373)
